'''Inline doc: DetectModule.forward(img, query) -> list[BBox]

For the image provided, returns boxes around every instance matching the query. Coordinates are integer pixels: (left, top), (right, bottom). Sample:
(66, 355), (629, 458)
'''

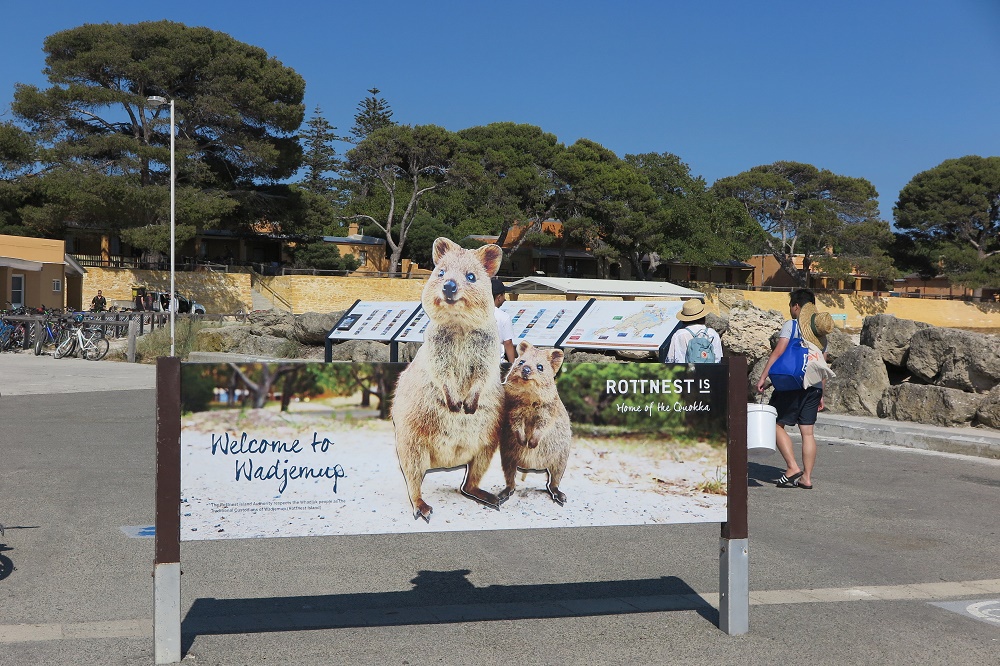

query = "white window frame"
(11, 274), (25, 308)
(52, 279), (63, 293)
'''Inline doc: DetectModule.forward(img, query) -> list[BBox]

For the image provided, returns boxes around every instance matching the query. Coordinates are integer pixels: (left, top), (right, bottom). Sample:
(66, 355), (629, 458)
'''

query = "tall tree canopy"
(556, 139), (662, 280)
(350, 87), (395, 143)
(894, 155), (1000, 289)
(713, 161), (888, 286)
(9, 20), (306, 252)
(626, 152), (767, 269)
(344, 124), (474, 273)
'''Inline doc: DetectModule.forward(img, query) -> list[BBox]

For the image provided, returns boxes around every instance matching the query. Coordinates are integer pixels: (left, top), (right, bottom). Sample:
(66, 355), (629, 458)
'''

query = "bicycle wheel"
(54, 329), (75, 359)
(34, 336), (43, 355)
(84, 337), (110, 361)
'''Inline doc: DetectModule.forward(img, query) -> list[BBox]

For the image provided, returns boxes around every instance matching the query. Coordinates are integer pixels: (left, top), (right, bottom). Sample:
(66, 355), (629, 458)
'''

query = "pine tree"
(299, 106), (342, 197)
(350, 88), (395, 143)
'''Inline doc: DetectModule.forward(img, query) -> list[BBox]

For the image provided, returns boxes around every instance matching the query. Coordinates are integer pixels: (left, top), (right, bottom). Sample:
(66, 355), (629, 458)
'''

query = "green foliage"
(299, 107), (343, 201)
(136, 319), (208, 362)
(627, 152), (769, 267)
(557, 140), (662, 279)
(181, 365), (216, 413)
(894, 155), (1000, 288)
(404, 213), (456, 266)
(344, 124), (469, 273)
(9, 20), (306, 247)
(290, 241), (360, 272)
(713, 161), (885, 285)
(350, 88), (395, 143)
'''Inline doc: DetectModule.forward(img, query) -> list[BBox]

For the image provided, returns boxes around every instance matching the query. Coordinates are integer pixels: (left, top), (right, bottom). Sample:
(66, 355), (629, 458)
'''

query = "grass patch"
(136, 319), (210, 362)
(694, 467), (728, 495)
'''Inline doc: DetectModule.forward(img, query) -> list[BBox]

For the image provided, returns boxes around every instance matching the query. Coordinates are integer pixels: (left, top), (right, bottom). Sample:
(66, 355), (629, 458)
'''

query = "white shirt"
(495, 307), (514, 359)
(665, 324), (723, 363)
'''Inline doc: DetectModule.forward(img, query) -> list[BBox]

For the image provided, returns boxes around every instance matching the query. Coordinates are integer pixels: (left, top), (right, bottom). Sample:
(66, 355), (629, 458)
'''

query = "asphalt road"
(1, 354), (999, 665)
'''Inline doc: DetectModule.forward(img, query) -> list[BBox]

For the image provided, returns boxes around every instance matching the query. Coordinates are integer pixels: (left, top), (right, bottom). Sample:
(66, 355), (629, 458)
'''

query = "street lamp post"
(146, 95), (176, 356)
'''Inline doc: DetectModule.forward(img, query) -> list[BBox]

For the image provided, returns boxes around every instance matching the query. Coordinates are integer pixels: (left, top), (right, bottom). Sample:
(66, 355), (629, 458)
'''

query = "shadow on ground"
(182, 571), (716, 654)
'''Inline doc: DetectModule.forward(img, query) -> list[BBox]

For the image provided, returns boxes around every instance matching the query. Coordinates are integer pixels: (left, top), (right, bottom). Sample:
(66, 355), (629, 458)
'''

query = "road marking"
(931, 599), (1000, 627)
(119, 525), (155, 538)
(1, 578), (997, 644)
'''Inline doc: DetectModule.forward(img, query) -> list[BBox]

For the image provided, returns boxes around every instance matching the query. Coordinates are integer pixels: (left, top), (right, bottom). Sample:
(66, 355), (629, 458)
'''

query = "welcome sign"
(178, 361), (729, 541)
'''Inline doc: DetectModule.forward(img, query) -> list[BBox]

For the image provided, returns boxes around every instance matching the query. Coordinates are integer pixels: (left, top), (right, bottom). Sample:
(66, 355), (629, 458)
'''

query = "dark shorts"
(769, 386), (823, 426)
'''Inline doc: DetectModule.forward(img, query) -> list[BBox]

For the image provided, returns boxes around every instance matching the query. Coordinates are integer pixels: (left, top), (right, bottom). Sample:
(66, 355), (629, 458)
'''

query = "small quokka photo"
(499, 341), (573, 506)
(391, 237), (506, 522)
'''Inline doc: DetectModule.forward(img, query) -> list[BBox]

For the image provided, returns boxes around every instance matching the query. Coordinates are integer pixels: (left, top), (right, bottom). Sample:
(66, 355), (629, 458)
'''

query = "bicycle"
(54, 318), (110, 361)
(34, 317), (68, 356)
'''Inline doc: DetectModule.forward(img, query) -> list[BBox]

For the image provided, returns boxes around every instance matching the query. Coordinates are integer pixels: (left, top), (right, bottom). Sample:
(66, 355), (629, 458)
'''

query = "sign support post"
(720, 355), (749, 635)
(155, 357), (182, 664)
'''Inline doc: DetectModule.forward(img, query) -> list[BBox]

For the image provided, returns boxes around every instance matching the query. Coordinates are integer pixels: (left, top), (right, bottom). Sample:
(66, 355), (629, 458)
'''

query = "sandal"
(775, 471), (804, 488)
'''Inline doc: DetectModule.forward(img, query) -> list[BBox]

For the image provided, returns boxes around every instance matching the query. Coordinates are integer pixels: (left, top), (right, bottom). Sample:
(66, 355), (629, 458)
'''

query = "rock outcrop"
(860, 314), (931, 367)
(824, 346), (890, 417)
(721, 305), (784, 365)
(906, 327), (1000, 393)
(878, 384), (983, 426)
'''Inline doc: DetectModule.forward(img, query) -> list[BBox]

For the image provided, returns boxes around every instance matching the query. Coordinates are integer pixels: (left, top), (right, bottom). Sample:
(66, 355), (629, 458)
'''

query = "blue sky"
(2, 0), (998, 221)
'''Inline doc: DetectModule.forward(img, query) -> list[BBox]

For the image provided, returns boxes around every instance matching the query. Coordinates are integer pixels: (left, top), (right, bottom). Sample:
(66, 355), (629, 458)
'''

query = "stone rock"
(859, 314), (931, 367)
(823, 346), (890, 417)
(293, 311), (344, 345)
(717, 289), (748, 312)
(824, 328), (857, 363)
(239, 334), (299, 359)
(906, 327), (1000, 393)
(562, 349), (623, 364)
(616, 350), (655, 361)
(194, 326), (253, 353)
(706, 312), (729, 336)
(974, 385), (1000, 429)
(877, 383), (983, 426)
(748, 356), (773, 403)
(329, 339), (390, 363)
(721, 304), (785, 365)
(247, 310), (296, 339)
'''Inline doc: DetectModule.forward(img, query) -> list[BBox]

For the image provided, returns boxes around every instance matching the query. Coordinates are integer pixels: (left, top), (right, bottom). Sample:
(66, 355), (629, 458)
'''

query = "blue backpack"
(685, 328), (716, 363)
(768, 320), (809, 390)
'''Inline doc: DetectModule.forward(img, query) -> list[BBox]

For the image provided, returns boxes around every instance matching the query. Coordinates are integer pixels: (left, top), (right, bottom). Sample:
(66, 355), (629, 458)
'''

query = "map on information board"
(393, 306), (430, 342)
(500, 300), (592, 347)
(327, 302), (420, 342)
(560, 301), (684, 351)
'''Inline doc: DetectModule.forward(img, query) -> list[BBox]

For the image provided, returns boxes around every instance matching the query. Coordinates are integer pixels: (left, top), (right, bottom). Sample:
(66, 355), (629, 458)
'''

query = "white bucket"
(747, 403), (777, 452)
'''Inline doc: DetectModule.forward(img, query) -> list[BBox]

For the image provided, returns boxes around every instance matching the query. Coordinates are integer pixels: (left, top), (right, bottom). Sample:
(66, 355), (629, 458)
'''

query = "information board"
(176, 361), (728, 540)
(560, 301), (684, 351)
(500, 299), (592, 347)
(393, 306), (430, 343)
(326, 301), (420, 342)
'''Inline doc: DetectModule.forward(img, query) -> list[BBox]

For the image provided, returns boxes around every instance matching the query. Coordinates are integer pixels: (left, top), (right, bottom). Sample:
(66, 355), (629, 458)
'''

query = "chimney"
(348, 221), (360, 237)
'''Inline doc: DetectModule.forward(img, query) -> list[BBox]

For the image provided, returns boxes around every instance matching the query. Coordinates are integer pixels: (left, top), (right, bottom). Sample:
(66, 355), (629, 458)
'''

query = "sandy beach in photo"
(180, 403), (727, 541)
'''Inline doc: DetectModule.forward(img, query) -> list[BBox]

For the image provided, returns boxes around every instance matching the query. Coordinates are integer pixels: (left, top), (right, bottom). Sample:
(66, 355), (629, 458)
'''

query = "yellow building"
(0, 235), (86, 310)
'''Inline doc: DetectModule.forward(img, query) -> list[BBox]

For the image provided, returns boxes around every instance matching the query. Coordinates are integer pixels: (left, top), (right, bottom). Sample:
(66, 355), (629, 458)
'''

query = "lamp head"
(146, 95), (169, 108)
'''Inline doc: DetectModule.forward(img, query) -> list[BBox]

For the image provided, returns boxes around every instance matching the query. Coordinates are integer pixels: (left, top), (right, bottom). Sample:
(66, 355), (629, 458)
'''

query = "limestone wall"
(79, 267), (1000, 329)
(713, 289), (1000, 330)
(83, 267), (251, 313)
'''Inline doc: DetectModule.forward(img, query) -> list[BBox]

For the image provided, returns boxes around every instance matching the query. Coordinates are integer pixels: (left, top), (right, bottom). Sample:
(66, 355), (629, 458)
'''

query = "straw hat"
(798, 302), (834, 349)
(676, 299), (708, 322)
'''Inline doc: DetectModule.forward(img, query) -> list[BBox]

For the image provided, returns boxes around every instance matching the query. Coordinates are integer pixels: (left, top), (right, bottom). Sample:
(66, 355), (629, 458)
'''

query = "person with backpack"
(664, 299), (722, 364)
(755, 288), (835, 490)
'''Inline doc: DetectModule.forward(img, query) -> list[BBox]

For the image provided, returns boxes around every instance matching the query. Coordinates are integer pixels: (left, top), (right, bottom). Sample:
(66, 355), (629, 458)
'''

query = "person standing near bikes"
(90, 290), (107, 312)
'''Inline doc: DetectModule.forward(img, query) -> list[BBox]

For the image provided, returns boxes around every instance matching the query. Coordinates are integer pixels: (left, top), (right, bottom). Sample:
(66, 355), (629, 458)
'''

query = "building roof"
(0, 256), (44, 271)
(322, 235), (386, 246)
(64, 254), (87, 276)
(506, 276), (705, 299)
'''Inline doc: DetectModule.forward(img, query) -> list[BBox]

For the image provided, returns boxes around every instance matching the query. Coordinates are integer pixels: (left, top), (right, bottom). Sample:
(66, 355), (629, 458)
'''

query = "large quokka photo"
(178, 240), (729, 541)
